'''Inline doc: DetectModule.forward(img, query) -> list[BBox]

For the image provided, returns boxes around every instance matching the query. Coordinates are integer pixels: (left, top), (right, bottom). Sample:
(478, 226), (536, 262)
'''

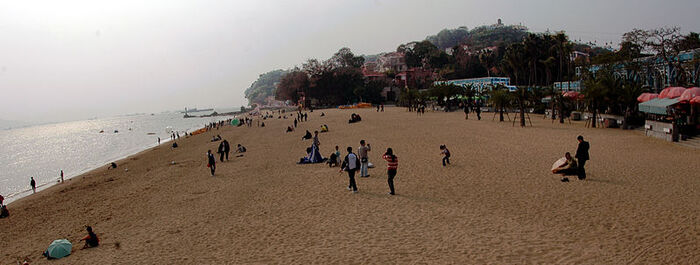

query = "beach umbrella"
(563, 91), (583, 100)
(658, 87), (686, 99)
(678, 87), (700, 102)
(691, 96), (700, 105)
(45, 239), (72, 259)
(637, 93), (659, 103)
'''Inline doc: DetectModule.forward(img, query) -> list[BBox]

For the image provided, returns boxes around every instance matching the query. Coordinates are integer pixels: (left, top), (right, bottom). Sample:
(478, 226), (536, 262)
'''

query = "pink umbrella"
(637, 93), (659, 103)
(563, 91), (584, 100)
(678, 87), (700, 102)
(658, 87), (687, 99)
(691, 96), (700, 105)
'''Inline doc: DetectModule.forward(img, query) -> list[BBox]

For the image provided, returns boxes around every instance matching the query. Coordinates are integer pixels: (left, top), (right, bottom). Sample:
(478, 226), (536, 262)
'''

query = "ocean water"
(0, 112), (236, 204)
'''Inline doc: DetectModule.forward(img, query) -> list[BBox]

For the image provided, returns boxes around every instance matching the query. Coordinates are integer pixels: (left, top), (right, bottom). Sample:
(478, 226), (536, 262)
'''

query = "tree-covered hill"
(244, 69), (288, 106)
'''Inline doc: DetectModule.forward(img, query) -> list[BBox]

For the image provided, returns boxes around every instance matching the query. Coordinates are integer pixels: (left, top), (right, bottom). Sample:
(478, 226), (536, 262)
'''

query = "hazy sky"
(1, 0), (698, 122)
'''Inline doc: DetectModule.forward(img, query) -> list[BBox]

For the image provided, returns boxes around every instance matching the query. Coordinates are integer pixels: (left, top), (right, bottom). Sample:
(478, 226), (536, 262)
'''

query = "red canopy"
(691, 96), (700, 105)
(658, 87), (687, 99)
(563, 91), (584, 100)
(678, 87), (700, 102)
(637, 93), (659, 103)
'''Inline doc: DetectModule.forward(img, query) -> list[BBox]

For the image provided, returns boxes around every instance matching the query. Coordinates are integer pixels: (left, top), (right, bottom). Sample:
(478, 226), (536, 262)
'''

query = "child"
(382, 148), (398, 195)
(440, 145), (451, 166)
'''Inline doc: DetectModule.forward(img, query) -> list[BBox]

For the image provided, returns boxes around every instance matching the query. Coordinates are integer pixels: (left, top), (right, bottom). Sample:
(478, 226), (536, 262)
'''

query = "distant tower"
(497, 18), (502, 26)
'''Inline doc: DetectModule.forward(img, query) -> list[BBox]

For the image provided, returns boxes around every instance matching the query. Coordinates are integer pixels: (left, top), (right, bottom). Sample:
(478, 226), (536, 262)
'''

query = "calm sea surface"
(0, 112), (236, 204)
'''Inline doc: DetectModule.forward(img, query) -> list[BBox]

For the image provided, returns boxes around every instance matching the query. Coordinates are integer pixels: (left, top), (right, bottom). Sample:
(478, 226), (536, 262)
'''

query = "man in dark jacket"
(575, 135), (590, 180)
(222, 140), (230, 161)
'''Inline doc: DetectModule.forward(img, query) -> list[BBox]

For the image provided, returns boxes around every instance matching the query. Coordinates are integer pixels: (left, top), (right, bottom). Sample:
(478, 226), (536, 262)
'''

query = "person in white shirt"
(340, 147), (360, 193)
(358, 140), (371, 177)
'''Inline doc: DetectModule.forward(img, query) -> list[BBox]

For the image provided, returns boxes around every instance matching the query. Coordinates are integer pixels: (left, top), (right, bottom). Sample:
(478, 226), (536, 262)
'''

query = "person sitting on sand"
(552, 152), (578, 176)
(79, 226), (99, 249)
(108, 162), (118, 169)
(302, 130), (312, 140)
(171, 142), (178, 148)
(320, 124), (329, 133)
(348, 113), (362, 123)
(321, 112), (325, 117)
(235, 144), (247, 153)
(286, 126), (294, 133)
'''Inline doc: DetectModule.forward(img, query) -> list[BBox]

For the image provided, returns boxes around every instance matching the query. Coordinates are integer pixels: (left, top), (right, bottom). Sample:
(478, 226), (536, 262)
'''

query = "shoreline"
(1, 116), (234, 206)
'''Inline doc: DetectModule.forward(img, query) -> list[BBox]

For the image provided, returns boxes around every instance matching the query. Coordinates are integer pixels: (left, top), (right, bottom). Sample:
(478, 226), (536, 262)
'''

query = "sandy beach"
(2, 107), (699, 264)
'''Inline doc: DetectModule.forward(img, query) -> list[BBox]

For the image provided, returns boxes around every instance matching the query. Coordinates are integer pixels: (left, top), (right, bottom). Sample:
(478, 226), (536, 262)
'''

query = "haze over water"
(0, 112), (235, 204)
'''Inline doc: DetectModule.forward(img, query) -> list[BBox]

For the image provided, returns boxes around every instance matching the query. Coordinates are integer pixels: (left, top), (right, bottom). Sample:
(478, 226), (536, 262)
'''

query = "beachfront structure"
(581, 48), (700, 91)
(554, 81), (583, 92)
(434, 77), (513, 92)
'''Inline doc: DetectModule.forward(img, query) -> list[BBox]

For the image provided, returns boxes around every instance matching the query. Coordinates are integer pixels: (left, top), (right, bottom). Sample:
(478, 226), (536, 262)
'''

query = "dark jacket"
(222, 140), (230, 152)
(576, 141), (590, 161)
(208, 153), (216, 165)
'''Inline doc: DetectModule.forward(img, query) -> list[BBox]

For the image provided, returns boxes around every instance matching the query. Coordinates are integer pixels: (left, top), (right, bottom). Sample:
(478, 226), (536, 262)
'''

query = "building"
(554, 81), (583, 92)
(435, 77), (513, 92)
(581, 48), (700, 91)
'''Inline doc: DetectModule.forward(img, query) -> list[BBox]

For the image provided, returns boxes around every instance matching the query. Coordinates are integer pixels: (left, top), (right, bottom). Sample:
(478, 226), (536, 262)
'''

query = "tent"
(637, 93), (659, 103)
(44, 239), (72, 259)
(678, 87), (700, 102)
(638, 98), (679, 115)
(658, 87), (686, 99)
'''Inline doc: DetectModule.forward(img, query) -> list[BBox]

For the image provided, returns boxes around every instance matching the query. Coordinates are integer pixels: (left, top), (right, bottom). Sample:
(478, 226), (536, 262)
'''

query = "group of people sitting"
(348, 113), (362, 123)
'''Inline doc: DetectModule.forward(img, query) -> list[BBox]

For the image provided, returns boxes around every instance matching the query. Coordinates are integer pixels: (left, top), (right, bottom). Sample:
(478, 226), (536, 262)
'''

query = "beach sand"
(2, 107), (699, 264)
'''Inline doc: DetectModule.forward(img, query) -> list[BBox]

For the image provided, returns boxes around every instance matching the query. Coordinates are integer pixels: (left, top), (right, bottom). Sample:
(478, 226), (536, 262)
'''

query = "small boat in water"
(114, 130), (119, 133)
(99, 130), (104, 133)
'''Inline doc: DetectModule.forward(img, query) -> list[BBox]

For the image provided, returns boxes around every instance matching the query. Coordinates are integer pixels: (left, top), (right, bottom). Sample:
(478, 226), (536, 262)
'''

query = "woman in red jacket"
(382, 148), (398, 195)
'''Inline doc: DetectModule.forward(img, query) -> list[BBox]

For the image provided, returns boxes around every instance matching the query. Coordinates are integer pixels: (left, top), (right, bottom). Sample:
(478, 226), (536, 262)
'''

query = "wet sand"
(2, 107), (699, 264)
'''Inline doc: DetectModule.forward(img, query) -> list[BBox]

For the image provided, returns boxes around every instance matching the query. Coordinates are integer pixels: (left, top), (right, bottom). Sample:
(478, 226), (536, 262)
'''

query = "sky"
(0, 0), (698, 122)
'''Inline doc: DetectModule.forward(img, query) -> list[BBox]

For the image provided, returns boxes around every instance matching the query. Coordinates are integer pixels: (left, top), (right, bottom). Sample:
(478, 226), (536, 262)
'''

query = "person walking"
(382, 148), (398, 195)
(217, 141), (226, 162)
(294, 118), (298, 128)
(60, 170), (64, 183)
(575, 135), (590, 180)
(30, 177), (36, 193)
(207, 150), (216, 176)
(157, 137), (161, 145)
(381, 104), (384, 112)
(475, 103), (482, 120)
(358, 140), (371, 177)
(440, 145), (451, 166)
(222, 139), (231, 161)
(340, 147), (360, 193)
(463, 103), (470, 120)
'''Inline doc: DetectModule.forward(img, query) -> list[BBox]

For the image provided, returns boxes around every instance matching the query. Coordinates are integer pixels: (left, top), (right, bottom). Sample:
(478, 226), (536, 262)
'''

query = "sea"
(0, 110), (239, 204)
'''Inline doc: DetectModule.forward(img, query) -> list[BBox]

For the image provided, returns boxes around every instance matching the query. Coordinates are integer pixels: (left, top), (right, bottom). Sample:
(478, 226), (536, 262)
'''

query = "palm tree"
(619, 80), (645, 129)
(582, 66), (616, 128)
(489, 85), (512, 122)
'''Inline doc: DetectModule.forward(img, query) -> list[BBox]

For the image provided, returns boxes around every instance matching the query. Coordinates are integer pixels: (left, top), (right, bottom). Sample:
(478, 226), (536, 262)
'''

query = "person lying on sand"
(552, 152), (578, 175)
(79, 226), (99, 249)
